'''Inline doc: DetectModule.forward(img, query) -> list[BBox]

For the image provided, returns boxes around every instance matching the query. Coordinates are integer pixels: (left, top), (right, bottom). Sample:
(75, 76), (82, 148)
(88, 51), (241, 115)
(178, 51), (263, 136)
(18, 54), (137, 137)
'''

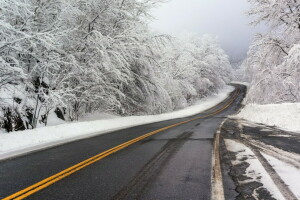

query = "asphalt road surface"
(0, 84), (246, 200)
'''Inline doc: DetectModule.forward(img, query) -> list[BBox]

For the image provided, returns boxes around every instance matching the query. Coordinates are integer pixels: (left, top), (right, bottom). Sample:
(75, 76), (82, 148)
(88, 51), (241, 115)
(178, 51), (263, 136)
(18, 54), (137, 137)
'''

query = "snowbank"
(234, 103), (300, 133)
(0, 86), (234, 160)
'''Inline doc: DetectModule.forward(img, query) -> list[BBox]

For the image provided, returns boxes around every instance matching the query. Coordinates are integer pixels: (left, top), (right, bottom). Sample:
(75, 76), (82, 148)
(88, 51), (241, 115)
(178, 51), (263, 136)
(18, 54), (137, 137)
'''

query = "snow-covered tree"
(244, 0), (300, 104)
(0, 0), (233, 132)
(155, 34), (233, 110)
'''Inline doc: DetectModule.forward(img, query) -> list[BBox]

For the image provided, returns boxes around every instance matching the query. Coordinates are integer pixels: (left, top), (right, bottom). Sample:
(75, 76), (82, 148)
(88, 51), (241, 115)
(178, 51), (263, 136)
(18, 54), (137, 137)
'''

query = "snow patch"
(230, 81), (249, 86)
(0, 86), (234, 160)
(36, 112), (66, 127)
(225, 139), (285, 200)
(234, 103), (300, 133)
(262, 153), (300, 199)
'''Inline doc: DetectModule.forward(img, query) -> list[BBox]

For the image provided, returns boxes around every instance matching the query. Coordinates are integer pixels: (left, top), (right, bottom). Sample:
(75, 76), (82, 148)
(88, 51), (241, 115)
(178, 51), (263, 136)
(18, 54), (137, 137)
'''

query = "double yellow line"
(3, 88), (240, 200)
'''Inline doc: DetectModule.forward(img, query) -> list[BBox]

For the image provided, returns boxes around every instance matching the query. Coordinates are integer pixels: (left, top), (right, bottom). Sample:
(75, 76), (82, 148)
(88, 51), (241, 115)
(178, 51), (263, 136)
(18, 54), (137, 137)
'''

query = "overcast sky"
(150, 0), (266, 62)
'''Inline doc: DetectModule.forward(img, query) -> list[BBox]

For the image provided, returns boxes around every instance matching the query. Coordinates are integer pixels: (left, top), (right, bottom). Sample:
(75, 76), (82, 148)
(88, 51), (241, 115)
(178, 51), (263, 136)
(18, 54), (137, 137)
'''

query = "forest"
(0, 0), (233, 132)
(238, 0), (300, 104)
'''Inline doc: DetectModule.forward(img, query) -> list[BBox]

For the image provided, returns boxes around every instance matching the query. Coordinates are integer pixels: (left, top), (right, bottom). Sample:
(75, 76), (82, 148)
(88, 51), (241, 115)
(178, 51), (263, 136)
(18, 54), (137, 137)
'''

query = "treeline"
(240, 0), (300, 104)
(0, 0), (233, 132)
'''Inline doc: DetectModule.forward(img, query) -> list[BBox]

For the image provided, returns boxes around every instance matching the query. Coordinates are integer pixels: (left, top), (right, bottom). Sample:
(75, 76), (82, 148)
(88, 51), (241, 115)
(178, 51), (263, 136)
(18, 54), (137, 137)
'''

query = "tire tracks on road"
(112, 131), (193, 200)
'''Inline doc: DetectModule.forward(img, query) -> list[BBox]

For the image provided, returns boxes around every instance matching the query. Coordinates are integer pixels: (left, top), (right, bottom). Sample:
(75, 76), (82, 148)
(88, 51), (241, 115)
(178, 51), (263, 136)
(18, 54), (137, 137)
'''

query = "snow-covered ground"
(225, 139), (285, 200)
(262, 153), (300, 199)
(0, 86), (234, 160)
(79, 112), (119, 122)
(234, 103), (300, 133)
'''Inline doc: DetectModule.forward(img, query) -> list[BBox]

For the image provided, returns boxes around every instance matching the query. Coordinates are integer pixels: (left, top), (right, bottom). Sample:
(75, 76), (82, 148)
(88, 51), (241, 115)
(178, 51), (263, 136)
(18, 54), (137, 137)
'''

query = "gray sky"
(150, 0), (266, 62)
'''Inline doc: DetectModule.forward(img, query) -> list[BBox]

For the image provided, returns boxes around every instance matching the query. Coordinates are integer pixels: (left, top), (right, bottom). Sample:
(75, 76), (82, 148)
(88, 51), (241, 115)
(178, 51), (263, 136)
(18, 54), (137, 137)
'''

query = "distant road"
(0, 84), (246, 200)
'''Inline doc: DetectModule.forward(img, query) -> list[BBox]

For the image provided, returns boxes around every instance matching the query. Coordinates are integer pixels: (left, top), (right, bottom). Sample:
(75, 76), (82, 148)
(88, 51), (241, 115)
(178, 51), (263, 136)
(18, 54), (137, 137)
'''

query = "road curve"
(0, 84), (246, 200)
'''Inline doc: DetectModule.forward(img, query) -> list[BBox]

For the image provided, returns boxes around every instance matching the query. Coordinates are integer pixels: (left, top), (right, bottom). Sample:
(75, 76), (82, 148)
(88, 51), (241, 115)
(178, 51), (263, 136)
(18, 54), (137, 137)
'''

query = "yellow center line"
(3, 88), (240, 200)
(203, 91), (236, 113)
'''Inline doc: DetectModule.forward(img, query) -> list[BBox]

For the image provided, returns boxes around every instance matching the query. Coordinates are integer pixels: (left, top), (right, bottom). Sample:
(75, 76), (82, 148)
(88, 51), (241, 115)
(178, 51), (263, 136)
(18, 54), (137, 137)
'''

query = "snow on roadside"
(225, 139), (285, 200)
(262, 153), (300, 199)
(37, 112), (66, 127)
(0, 86), (234, 159)
(230, 81), (249, 86)
(79, 112), (119, 122)
(233, 103), (300, 133)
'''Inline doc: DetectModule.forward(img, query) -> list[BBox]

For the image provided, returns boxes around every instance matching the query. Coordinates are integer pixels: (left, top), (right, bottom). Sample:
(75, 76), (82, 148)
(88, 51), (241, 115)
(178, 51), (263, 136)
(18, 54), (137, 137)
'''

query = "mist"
(150, 0), (266, 62)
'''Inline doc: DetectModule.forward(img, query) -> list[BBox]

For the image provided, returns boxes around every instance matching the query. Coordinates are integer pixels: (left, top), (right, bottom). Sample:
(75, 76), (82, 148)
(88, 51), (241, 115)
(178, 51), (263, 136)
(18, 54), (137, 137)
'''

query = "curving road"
(0, 84), (246, 200)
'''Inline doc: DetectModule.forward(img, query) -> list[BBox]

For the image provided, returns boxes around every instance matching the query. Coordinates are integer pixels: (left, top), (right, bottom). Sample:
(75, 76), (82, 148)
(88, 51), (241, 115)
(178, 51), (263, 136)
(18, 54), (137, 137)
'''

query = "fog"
(150, 0), (266, 62)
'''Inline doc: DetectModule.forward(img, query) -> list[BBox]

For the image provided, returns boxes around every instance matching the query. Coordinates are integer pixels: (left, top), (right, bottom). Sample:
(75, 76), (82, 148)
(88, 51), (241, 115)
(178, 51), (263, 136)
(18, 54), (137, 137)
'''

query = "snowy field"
(234, 103), (300, 133)
(0, 86), (234, 160)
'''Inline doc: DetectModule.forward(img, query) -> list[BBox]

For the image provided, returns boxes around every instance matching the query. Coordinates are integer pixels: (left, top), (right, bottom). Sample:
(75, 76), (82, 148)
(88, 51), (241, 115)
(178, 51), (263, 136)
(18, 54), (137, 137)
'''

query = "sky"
(150, 0), (266, 62)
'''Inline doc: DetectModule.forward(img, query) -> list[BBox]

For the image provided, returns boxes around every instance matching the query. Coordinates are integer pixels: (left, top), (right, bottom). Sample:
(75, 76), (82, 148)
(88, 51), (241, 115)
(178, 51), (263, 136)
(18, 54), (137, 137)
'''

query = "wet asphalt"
(0, 84), (246, 200)
(242, 124), (300, 154)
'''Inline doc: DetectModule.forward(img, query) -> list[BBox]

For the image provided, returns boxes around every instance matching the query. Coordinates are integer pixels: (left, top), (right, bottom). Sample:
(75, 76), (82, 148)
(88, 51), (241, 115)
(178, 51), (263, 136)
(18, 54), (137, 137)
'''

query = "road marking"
(3, 89), (240, 200)
(211, 122), (225, 200)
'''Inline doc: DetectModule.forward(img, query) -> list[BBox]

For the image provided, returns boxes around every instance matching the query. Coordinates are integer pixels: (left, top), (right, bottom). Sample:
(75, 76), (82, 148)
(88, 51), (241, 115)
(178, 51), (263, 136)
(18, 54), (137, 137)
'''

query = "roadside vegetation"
(0, 0), (233, 132)
(237, 0), (300, 104)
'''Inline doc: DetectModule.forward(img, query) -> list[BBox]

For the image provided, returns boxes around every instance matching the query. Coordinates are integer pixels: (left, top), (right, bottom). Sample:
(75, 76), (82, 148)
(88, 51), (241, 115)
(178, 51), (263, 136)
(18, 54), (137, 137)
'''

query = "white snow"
(0, 86), (234, 160)
(36, 112), (66, 128)
(262, 153), (300, 199)
(234, 103), (300, 133)
(225, 139), (285, 200)
(230, 81), (249, 86)
(79, 112), (119, 122)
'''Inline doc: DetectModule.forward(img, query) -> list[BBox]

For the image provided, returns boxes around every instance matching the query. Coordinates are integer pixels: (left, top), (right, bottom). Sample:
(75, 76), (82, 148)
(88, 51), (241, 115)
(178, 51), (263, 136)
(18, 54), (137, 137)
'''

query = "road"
(0, 84), (246, 200)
